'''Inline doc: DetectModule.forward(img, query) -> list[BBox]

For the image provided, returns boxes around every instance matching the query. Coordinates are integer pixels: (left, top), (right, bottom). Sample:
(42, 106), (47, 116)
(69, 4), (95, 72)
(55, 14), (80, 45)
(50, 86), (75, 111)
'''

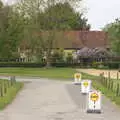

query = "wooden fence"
(0, 76), (16, 97)
(99, 72), (120, 97)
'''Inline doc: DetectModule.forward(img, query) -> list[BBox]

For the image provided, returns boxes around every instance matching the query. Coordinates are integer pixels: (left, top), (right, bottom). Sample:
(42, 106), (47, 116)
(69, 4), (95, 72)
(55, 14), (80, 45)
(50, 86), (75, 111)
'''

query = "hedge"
(104, 62), (120, 69)
(0, 62), (86, 68)
(0, 62), (46, 67)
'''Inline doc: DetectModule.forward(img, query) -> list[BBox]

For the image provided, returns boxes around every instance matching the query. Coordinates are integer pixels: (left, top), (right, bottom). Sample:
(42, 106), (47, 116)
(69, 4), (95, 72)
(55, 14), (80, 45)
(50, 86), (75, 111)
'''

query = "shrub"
(92, 62), (104, 68)
(0, 62), (46, 68)
(66, 53), (73, 63)
(104, 62), (120, 69)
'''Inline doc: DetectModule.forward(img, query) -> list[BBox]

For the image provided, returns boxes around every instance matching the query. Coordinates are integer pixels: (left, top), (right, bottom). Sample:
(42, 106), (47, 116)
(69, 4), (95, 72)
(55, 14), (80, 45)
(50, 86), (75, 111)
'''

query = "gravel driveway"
(0, 77), (120, 120)
(76, 69), (120, 79)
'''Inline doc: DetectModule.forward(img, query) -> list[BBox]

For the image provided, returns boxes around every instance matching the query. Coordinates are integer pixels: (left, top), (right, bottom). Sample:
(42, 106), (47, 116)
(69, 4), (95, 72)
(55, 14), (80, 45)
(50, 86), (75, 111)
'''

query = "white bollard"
(73, 73), (81, 85)
(81, 80), (92, 94)
(86, 91), (102, 113)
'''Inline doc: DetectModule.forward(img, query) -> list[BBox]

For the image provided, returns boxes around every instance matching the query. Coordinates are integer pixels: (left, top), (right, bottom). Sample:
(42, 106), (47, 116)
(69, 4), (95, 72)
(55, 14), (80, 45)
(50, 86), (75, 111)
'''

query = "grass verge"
(82, 72), (120, 106)
(0, 67), (76, 80)
(0, 80), (24, 110)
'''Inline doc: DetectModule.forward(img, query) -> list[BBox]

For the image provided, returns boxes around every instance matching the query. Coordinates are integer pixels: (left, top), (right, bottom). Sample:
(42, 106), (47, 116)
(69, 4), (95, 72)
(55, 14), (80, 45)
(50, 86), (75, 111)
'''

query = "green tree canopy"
(103, 19), (120, 56)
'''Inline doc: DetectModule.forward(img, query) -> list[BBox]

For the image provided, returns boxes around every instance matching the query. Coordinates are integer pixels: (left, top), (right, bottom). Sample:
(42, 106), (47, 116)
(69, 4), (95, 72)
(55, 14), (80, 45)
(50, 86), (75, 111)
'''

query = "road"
(0, 76), (120, 120)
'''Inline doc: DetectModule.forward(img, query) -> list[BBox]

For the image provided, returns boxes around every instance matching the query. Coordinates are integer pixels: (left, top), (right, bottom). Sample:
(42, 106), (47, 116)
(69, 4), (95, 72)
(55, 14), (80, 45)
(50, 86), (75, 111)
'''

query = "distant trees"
(0, 1), (24, 59)
(0, 0), (90, 65)
(103, 19), (120, 56)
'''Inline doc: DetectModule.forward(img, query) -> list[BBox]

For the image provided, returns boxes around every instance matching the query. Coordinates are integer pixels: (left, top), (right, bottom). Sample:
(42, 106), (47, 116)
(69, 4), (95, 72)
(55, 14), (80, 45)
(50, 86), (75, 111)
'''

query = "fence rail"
(99, 72), (120, 97)
(0, 76), (16, 97)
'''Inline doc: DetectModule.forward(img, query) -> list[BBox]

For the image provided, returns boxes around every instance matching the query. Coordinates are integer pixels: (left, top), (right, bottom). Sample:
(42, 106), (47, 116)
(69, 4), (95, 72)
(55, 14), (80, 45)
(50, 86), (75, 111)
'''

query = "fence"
(99, 72), (120, 97)
(0, 76), (16, 97)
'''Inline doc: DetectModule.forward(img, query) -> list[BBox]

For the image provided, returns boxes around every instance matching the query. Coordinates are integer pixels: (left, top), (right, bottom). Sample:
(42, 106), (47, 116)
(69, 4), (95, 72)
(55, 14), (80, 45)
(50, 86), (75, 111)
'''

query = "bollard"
(116, 83), (120, 96)
(86, 91), (102, 114)
(108, 71), (111, 81)
(81, 80), (92, 94)
(0, 83), (3, 97)
(4, 82), (7, 94)
(117, 72), (119, 80)
(73, 73), (81, 85)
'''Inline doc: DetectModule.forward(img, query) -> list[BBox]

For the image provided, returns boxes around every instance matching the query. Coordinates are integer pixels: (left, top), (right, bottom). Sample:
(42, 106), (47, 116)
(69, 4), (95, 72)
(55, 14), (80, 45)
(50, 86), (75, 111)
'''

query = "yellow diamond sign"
(90, 93), (99, 102)
(83, 81), (89, 87)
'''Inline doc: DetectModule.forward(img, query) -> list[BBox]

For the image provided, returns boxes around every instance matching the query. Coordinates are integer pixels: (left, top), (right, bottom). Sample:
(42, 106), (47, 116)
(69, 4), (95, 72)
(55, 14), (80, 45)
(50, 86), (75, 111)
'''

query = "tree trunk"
(45, 50), (52, 68)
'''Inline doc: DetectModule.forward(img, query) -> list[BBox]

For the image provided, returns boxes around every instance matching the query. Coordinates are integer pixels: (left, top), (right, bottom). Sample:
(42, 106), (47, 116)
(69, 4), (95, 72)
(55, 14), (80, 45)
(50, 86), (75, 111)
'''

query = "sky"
(84, 0), (120, 30)
(2, 0), (120, 30)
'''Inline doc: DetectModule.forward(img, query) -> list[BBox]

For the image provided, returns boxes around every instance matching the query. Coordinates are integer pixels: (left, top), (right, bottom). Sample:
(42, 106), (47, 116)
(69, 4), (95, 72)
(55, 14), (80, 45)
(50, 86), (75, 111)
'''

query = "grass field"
(0, 79), (23, 110)
(0, 68), (76, 79)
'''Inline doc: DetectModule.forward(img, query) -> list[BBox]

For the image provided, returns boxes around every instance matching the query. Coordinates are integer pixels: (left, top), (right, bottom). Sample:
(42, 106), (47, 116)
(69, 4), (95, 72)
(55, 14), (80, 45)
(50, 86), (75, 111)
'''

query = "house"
(52, 30), (110, 50)
(18, 30), (110, 62)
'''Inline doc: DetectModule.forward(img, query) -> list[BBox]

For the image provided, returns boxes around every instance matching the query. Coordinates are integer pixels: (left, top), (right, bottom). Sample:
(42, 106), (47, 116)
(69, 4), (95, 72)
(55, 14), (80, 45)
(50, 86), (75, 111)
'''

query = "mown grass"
(0, 67), (76, 80)
(0, 80), (24, 110)
(82, 72), (120, 106)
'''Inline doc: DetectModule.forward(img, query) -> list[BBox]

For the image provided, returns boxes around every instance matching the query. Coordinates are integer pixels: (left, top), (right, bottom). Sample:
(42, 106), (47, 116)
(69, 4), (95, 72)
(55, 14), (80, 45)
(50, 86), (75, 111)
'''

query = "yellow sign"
(75, 73), (81, 79)
(90, 93), (99, 102)
(83, 81), (88, 87)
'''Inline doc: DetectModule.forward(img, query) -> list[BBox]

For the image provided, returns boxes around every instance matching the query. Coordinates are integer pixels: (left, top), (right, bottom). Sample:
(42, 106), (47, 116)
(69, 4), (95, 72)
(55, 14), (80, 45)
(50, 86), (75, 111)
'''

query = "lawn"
(0, 79), (23, 110)
(0, 67), (76, 79)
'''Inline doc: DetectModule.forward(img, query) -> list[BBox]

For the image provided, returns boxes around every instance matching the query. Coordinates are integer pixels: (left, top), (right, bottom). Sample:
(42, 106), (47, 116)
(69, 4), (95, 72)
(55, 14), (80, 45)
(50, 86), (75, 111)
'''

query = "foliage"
(66, 53), (73, 63)
(0, 0), (3, 9)
(0, 4), (25, 59)
(13, 0), (90, 67)
(51, 48), (65, 63)
(104, 61), (120, 69)
(40, 2), (90, 30)
(103, 19), (120, 55)
(92, 61), (104, 68)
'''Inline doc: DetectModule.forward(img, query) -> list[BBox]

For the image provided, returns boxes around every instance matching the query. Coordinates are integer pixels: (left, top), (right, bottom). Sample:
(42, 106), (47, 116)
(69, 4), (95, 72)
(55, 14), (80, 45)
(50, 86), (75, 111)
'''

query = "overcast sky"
(2, 0), (120, 30)
(84, 0), (120, 30)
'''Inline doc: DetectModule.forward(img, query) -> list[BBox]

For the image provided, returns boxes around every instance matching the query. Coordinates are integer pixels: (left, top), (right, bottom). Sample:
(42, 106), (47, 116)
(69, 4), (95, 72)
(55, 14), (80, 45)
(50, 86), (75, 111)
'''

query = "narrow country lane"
(0, 77), (120, 120)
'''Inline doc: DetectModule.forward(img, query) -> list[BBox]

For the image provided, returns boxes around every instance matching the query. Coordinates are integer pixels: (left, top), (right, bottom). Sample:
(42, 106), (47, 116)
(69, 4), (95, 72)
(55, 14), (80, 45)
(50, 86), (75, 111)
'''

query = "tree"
(40, 2), (90, 30)
(0, 4), (25, 59)
(0, 0), (3, 9)
(14, 0), (89, 67)
(103, 19), (120, 56)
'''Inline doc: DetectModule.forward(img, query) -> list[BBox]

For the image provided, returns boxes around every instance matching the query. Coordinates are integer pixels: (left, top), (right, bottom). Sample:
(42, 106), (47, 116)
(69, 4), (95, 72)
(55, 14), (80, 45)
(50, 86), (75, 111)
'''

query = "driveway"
(0, 77), (120, 120)
(76, 69), (120, 79)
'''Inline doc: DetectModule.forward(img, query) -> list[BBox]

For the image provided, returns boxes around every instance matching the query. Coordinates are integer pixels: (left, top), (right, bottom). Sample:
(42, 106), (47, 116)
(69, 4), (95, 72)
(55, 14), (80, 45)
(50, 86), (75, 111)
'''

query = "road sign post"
(86, 91), (102, 113)
(73, 73), (81, 85)
(81, 80), (92, 94)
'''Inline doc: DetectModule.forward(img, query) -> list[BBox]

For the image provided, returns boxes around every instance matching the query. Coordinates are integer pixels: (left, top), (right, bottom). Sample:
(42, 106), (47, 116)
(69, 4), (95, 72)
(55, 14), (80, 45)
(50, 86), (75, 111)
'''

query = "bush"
(51, 49), (65, 63)
(0, 62), (46, 68)
(92, 62), (104, 68)
(66, 53), (73, 63)
(104, 62), (120, 69)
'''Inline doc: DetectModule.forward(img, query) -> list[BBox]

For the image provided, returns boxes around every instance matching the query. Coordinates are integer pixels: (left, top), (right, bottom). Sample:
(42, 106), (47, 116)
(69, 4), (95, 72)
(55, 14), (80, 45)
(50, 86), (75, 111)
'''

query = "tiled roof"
(20, 30), (109, 50)
(53, 31), (109, 49)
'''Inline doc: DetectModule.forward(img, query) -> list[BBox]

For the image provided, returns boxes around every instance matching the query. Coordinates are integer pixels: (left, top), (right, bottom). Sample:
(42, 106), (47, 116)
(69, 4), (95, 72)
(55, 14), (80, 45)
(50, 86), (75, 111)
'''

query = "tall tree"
(103, 19), (120, 56)
(0, 0), (3, 9)
(15, 0), (89, 67)
(40, 2), (90, 30)
(0, 4), (25, 59)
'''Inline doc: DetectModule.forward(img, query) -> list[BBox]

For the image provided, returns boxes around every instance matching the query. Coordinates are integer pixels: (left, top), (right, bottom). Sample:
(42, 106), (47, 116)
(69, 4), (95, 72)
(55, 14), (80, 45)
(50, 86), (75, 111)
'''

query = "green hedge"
(105, 62), (120, 69)
(0, 62), (82, 68)
(92, 61), (120, 69)
(2, 62), (120, 68)
(0, 62), (46, 67)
